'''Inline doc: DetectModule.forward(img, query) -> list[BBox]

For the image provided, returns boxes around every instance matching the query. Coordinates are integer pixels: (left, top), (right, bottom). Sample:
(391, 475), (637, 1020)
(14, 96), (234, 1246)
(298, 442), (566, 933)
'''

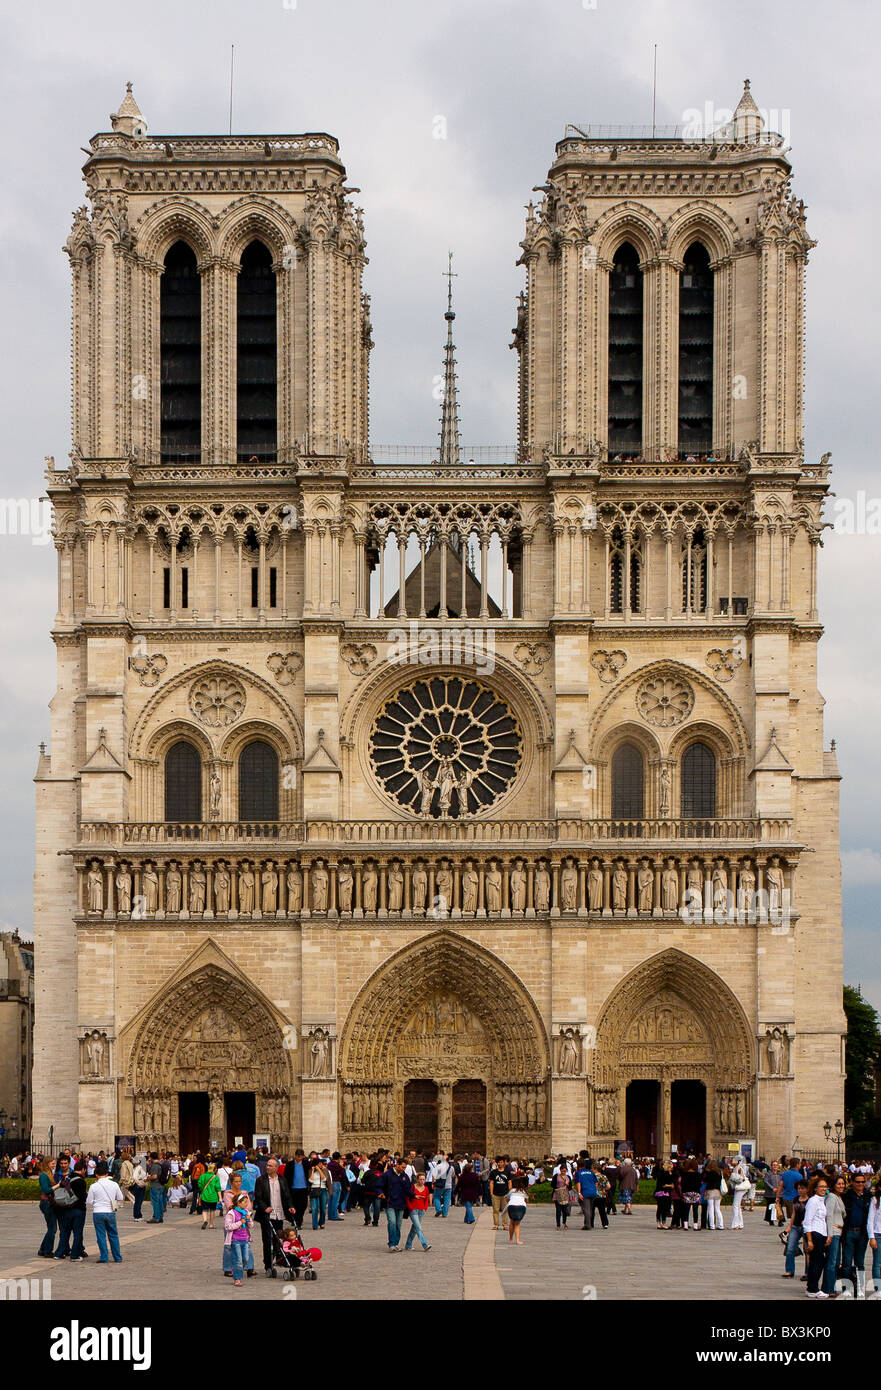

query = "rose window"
(369, 676), (522, 817)
(636, 674), (694, 727)
(189, 675), (246, 727)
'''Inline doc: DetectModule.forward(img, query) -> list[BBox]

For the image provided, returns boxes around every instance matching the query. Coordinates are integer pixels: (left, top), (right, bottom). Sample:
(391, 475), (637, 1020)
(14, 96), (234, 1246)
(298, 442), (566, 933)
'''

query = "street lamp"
(823, 1119), (845, 1162)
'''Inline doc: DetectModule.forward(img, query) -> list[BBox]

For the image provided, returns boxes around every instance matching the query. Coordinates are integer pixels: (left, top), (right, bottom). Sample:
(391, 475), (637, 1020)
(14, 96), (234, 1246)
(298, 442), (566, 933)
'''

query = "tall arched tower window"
(164, 740), (202, 821)
(681, 741), (716, 818)
(609, 526), (642, 614)
(239, 740), (279, 820)
(682, 525), (708, 614)
(678, 242), (713, 455)
(608, 242), (643, 455)
(237, 241), (277, 461)
(611, 742), (645, 819)
(160, 241), (201, 463)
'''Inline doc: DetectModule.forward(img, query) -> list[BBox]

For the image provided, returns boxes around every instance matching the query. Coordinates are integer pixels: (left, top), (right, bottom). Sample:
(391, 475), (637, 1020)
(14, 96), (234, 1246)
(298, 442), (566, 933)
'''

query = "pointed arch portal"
(592, 949), (755, 1156)
(339, 932), (550, 1154)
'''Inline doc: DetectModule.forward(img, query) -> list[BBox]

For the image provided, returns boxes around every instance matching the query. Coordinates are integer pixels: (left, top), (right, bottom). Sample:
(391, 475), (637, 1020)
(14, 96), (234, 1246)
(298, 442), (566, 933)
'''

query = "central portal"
(403, 1079), (438, 1153)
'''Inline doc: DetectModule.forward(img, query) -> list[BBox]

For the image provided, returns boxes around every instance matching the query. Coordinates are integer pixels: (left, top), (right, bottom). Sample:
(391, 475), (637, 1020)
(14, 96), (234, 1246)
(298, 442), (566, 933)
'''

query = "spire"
(110, 82), (147, 138)
(732, 78), (763, 140)
(437, 252), (461, 468)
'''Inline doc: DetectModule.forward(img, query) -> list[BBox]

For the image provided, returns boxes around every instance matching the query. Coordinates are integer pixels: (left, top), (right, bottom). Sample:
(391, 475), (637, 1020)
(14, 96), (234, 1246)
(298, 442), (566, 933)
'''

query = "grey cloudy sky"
(1, 0), (878, 1009)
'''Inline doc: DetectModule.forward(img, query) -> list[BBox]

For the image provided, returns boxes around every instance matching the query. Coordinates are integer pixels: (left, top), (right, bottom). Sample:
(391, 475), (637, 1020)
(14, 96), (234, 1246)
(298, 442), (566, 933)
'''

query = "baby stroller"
(270, 1222), (321, 1281)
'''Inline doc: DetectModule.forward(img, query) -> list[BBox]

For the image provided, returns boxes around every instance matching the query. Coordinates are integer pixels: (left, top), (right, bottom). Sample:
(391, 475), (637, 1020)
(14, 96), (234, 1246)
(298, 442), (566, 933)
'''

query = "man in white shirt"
(86, 1160), (125, 1264)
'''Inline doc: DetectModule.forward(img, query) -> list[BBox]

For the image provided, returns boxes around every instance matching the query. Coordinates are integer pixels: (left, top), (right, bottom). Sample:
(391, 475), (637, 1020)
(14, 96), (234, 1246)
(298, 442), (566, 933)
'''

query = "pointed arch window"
(160, 241), (201, 463)
(681, 525), (708, 614)
(164, 740), (202, 821)
(609, 525), (642, 614)
(611, 742), (645, 819)
(237, 241), (277, 462)
(681, 741), (716, 818)
(678, 242), (714, 455)
(239, 740), (279, 821)
(608, 242), (643, 455)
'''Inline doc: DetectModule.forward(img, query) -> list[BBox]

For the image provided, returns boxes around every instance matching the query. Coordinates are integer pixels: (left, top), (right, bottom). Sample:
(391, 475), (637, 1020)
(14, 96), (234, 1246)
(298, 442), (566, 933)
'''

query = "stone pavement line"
(462, 1206), (505, 1301)
(0, 1212), (183, 1282)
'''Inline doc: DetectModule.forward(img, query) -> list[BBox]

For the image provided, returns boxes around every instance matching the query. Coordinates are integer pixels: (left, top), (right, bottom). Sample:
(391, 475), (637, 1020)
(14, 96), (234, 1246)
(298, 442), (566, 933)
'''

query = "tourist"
(327, 1152), (346, 1220)
(603, 1157), (620, 1214)
(593, 1163), (610, 1228)
(489, 1159), (510, 1230)
(803, 1174), (830, 1298)
(506, 1178), (528, 1244)
(381, 1156), (412, 1251)
(728, 1156), (750, 1229)
(217, 1155), (233, 1194)
(188, 1152), (205, 1215)
(167, 1173), (188, 1208)
(823, 1172), (846, 1296)
(36, 1155), (58, 1257)
(147, 1152), (166, 1224)
(840, 1170), (872, 1297)
(282, 1149), (307, 1227)
(240, 1151), (260, 1194)
(254, 1157), (294, 1276)
(681, 1156), (702, 1230)
(403, 1171), (432, 1251)
(653, 1159), (673, 1229)
(86, 1160), (124, 1264)
(782, 1179), (808, 1280)
(224, 1192), (255, 1286)
(552, 1163), (573, 1229)
(763, 1160), (782, 1224)
(575, 1156), (597, 1230)
(118, 1149), (134, 1206)
(308, 1155), (332, 1230)
(430, 1152), (455, 1218)
(131, 1155), (148, 1221)
(457, 1161), (481, 1223)
(198, 1162), (221, 1230)
(221, 1169), (255, 1277)
(53, 1154), (86, 1260)
(777, 1156), (803, 1219)
(618, 1155), (639, 1215)
(703, 1158), (724, 1230)
(868, 1175), (881, 1297)
(360, 1157), (383, 1227)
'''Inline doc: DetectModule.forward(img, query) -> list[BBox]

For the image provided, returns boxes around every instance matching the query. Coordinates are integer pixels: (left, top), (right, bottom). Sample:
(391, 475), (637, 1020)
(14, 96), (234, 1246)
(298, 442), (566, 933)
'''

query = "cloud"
(842, 849), (881, 886)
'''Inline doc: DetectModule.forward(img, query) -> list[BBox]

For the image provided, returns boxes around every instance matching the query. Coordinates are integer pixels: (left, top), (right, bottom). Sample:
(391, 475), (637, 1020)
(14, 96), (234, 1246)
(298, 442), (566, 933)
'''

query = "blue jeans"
(433, 1186), (451, 1217)
(93, 1212), (122, 1262)
(386, 1207), (404, 1247)
(70, 1207), (87, 1258)
(229, 1239), (254, 1279)
(329, 1181), (341, 1220)
(841, 1226), (869, 1285)
(54, 1208), (75, 1257)
(784, 1224), (804, 1277)
(463, 1201), (476, 1224)
(149, 1185), (164, 1220)
(405, 1210), (429, 1249)
(871, 1238), (880, 1289)
(38, 1199), (57, 1255)
(310, 1189), (328, 1229)
(823, 1233), (841, 1294)
(132, 1185), (145, 1218)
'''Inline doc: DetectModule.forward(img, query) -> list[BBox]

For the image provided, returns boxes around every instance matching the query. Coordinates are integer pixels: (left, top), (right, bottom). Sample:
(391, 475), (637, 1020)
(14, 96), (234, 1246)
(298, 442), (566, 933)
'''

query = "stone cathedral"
(33, 81), (844, 1160)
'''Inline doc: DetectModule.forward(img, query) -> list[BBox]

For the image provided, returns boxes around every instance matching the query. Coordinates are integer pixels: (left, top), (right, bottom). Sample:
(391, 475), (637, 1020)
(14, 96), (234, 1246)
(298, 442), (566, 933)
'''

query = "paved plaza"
(0, 1201), (817, 1302)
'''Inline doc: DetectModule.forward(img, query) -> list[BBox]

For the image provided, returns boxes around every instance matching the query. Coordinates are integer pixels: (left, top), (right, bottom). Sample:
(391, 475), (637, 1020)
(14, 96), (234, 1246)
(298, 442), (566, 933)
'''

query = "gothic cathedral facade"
(33, 82), (844, 1159)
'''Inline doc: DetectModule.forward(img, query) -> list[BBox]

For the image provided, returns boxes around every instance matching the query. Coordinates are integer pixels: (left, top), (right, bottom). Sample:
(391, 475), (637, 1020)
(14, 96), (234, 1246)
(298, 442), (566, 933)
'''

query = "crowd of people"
(6, 1143), (879, 1296)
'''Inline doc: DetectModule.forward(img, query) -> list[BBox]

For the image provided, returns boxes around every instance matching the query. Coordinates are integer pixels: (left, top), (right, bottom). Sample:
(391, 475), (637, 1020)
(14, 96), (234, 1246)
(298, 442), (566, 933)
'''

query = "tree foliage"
(844, 985), (881, 1130)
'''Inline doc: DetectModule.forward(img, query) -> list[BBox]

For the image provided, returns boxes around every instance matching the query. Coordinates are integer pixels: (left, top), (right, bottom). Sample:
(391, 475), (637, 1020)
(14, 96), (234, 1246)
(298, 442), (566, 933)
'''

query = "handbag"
(720, 1178), (728, 1195)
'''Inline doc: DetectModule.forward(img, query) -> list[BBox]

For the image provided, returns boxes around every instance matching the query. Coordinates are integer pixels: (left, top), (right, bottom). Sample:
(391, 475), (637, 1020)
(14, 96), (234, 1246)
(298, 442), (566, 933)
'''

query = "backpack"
(159, 1160), (171, 1185)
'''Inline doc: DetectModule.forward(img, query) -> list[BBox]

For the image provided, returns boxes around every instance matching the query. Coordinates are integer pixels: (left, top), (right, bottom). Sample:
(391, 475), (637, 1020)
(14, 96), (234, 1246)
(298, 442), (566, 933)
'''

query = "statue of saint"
(411, 862), (427, 912)
(588, 860), (603, 912)
(461, 861), (479, 914)
(419, 766), (435, 818)
(86, 1030), (106, 1077)
(261, 861), (278, 913)
(561, 858), (578, 911)
(435, 862), (452, 914)
(87, 861), (104, 914)
(637, 859), (653, 913)
(115, 865), (132, 914)
(286, 864), (302, 913)
(209, 769), (222, 819)
(311, 860), (329, 912)
(238, 863), (255, 914)
(362, 863), (378, 914)
(485, 860), (502, 913)
(338, 863), (353, 913)
(310, 1030), (330, 1078)
(662, 859), (679, 912)
(559, 1029), (579, 1075)
(510, 859), (527, 913)
(612, 862), (628, 912)
(387, 861), (403, 912)
(534, 863), (550, 913)
(142, 862), (159, 913)
(189, 862), (206, 914)
(214, 862), (230, 913)
(166, 863), (182, 913)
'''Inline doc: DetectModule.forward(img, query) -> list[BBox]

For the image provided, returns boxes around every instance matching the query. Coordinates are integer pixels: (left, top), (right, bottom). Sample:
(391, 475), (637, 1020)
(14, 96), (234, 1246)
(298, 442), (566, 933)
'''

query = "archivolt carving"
(339, 932), (549, 1085)
(588, 659), (749, 759)
(592, 949), (754, 1089)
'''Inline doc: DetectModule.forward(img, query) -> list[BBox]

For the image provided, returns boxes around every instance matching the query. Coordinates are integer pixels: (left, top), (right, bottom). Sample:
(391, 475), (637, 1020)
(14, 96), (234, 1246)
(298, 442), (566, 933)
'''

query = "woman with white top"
(868, 1176), (881, 1297)
(86, 1160), (125, 1264)
(728, 1159), (750, 1229)
(803, 1174), (830, 1298)
(505, 1179), (528, 1245)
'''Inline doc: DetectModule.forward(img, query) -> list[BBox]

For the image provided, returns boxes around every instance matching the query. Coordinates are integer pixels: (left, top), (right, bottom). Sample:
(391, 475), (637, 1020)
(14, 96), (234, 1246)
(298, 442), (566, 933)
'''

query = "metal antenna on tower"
(229, 44), (235, 135)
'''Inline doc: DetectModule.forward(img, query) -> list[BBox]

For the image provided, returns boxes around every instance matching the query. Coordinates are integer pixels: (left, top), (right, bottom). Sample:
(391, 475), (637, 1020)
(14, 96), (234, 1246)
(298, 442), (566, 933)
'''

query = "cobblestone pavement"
(0, 1202), (474, 1302)
(491, 1202), (819, 1301)
(0, 1200), (835, 1302)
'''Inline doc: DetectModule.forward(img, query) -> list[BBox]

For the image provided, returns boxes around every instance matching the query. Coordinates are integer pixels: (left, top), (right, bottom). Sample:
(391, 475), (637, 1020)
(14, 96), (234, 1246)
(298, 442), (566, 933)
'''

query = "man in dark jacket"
(381, 1158), (413, 1251)
(840, 1173), (872, 1296)
(254, 1157), (296, 1276)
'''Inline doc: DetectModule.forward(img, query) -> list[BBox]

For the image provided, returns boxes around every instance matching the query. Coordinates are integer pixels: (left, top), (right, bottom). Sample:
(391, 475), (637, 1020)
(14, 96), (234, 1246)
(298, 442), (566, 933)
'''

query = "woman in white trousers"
(729, 1160), (749, 1229)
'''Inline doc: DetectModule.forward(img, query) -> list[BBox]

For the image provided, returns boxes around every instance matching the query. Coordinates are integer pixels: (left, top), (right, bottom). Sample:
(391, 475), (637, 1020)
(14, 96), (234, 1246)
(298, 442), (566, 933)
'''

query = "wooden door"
(452, 1079), (486, 1154)
(403, 1079), (438, 1154)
